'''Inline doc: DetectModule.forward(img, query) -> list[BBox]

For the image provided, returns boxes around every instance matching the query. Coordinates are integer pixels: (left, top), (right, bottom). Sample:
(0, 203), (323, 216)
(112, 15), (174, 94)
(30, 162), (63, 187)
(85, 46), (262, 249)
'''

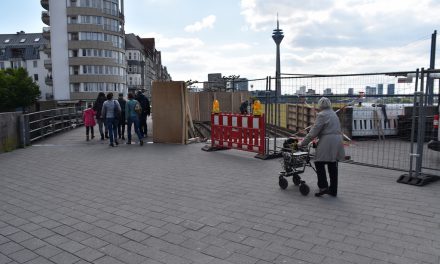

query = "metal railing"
(24, 107), (84, 143)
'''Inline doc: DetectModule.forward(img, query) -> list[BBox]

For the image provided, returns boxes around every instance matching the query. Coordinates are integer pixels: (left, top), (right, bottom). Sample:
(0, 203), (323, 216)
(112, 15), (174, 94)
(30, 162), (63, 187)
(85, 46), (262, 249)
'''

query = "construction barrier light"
(212, 99), (220, 113)
(253, 100), (262, 116)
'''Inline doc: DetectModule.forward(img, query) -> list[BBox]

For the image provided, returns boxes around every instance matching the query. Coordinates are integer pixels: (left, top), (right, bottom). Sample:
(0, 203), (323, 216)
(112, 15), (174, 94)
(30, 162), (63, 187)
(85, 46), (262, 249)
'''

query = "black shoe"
(115, 140), (119, 145)
(105, 133), (109, 139)
(91, 135), (95, 139)
(109, 143), (114, 147)
(122, 136), (125, 140)
(328, 192), (337, 197)
(315, 188), (329, 197)
(140, 140), (144, 146)
(100, 134), (104, 140)
(86, 136), (89, 141)
(126, 141), (131, 145)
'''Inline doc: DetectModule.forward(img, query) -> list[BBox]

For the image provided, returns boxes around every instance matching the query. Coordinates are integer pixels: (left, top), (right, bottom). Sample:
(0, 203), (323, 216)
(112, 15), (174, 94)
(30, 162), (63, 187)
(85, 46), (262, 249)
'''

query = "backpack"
(134, 101), (142, 115)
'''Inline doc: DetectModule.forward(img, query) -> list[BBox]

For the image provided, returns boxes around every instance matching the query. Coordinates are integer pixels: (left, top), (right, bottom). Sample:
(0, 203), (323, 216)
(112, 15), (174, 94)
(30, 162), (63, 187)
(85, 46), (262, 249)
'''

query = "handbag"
(134, 101), (142, 115)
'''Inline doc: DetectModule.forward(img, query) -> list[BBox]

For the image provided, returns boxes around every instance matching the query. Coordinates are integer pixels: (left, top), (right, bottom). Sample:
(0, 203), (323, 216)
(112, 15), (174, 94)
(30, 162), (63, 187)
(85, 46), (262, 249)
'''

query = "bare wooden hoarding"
(152, 81), (188, 144)
(187, 91), (251, 122)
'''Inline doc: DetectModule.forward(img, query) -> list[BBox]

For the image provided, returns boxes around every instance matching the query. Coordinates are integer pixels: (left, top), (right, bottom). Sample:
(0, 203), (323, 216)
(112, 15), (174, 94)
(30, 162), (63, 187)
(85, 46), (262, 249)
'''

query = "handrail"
(23, 107), (85, 143)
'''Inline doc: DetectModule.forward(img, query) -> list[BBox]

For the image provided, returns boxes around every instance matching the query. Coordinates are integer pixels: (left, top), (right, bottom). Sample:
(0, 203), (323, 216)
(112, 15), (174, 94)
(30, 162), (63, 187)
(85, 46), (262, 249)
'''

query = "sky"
(1, 0), (440, 83)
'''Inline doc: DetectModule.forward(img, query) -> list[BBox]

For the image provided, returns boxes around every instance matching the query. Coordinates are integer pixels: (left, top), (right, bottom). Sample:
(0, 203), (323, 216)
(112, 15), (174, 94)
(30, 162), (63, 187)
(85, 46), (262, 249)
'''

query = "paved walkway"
(0, 127), (439, 264)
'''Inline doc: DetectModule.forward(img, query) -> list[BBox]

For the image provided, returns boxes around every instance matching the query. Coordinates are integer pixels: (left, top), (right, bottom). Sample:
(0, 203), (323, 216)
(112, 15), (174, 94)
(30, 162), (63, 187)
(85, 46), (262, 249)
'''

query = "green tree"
(0, 68), (41, 112)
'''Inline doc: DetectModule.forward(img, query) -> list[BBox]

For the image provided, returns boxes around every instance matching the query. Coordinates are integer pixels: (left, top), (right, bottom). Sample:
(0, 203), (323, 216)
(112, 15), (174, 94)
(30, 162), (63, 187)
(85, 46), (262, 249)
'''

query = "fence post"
(18, 114), (30, 148)
(408, 69), (420, 177)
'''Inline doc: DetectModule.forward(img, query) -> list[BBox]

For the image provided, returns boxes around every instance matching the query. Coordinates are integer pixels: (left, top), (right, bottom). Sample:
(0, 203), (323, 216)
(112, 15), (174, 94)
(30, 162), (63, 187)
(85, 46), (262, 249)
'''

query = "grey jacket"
(101, 100), (121, 119)
(300, 108), (345, 162)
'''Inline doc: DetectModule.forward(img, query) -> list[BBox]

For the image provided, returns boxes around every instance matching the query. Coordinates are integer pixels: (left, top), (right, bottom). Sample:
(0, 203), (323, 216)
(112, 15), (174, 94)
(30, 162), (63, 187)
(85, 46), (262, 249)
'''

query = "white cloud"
(219, 43), (252, 50)
(184, 15), (216, 33)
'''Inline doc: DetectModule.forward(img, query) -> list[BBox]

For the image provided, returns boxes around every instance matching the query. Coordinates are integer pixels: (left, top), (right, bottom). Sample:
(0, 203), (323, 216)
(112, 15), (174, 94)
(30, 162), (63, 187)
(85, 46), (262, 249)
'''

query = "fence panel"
(251, 72), (439, 173)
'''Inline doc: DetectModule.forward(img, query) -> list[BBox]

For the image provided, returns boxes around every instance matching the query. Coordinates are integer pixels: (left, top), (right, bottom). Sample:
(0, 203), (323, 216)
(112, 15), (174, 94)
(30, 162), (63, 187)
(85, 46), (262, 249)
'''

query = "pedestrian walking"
(101, 93), (121, 147)
(299, 97), (345, 197)
(126, 93), (144, 146)
(117, 93), (126, 140)
(93, 92), (108, 140)
(82, 104), (96, 141)
(240, 100), (249, 114)
(136, 91), (150, 137)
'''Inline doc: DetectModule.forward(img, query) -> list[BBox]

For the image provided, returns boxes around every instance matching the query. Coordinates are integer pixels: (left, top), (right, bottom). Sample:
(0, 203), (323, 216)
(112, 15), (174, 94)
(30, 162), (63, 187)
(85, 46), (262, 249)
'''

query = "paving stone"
(123, 230), (149, 242)
(8, 248), (39, 263)
(80, 237), (109, 249)
(34, 245), (63, 259)
(74, 247), (105, 262)
(49, 252), (80, 264)
(0, 241), (24, 255)
(58, 240), (86, 253)
(202, 245), (232, 259)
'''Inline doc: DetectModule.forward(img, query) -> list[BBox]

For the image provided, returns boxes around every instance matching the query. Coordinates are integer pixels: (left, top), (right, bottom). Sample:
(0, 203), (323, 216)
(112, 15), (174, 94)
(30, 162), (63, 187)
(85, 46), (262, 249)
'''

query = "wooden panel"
(152, 81), (187, 144)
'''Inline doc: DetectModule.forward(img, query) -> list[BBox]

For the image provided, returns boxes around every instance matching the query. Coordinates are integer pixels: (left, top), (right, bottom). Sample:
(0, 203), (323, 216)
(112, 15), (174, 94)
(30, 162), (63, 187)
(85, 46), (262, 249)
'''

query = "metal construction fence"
(192, 70), (440, 175)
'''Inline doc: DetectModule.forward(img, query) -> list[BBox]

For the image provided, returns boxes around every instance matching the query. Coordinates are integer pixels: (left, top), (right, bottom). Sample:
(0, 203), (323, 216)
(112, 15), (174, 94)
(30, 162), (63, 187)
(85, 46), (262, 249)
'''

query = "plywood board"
(152, 81), (187, 144)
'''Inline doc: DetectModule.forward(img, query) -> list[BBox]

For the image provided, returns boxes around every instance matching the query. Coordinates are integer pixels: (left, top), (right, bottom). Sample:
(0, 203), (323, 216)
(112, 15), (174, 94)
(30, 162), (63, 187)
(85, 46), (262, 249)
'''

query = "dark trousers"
(86, 126), (94, 137)
(127, 116), (143, 142)
(315, 161), (338, 195)
(118, 116), (126, 138)
(140, 114), (148, 137)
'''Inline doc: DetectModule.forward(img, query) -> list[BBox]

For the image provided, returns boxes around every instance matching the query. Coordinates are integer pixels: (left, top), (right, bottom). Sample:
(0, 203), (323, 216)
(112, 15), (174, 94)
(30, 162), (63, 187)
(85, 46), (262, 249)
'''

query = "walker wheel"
(279, 177), (288, 190)
(299, 184), (310, 196)
(292, 173), (301, 186)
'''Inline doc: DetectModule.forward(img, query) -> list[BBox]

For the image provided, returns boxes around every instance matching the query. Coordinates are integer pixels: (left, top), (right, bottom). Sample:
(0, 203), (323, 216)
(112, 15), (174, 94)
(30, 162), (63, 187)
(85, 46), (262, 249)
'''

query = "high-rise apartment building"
(365, 86), (376, 95)
(387, 84), (395, 95)
(0, 32), (52, 100)
(41, 0), (126, 100)
(377, 84), (384, 95)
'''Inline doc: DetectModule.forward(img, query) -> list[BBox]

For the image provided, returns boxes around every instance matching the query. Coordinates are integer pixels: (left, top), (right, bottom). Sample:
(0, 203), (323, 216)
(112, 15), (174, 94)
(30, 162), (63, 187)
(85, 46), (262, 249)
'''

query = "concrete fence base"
(0, 112), (22, 153)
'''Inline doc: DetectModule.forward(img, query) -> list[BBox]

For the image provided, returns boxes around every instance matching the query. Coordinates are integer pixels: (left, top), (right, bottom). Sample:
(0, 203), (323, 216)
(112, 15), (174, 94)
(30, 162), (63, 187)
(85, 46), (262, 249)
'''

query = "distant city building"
(125, 34), (171, 97)
(365, 86), (376, 95)
(377, 84), (384, 95)
(348, 88), (354, 95)
(296, 86), (306, 95)
(323, 88), (333, 95)
(387, 84), (395, 95)
(233, 78), (248, 91)
(0, 32), (52, 100)
(204, 73), (224, 91)
(306, 89), (316, 95)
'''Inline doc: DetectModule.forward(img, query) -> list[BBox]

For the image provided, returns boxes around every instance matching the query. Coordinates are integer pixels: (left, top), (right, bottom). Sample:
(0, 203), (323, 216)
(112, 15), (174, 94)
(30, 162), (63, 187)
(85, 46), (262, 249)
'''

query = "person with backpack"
(125, 93), (144, 146)
(117, 93), (127, 140)
(93, 92), (108, 140)
(101, 93), (121, 147)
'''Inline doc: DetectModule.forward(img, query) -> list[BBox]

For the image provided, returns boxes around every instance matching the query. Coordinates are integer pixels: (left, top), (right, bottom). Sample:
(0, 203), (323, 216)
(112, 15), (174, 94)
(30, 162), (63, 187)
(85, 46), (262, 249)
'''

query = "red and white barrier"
(210, 113), (265, 155)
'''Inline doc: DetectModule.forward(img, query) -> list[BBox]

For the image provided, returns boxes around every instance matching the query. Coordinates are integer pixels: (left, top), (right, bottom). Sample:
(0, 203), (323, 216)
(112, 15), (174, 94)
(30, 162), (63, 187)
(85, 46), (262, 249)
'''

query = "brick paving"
(0, 127), (439, 264)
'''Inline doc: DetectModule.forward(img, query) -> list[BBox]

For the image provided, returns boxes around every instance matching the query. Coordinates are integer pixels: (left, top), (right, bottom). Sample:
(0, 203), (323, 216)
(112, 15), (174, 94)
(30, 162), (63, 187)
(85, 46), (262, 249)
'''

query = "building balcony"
(44, 59), (52, 70)
(45, 76), (53, 86)
(42, 27), (50, 40)
(42, 11), (50, 26)
(41, 0), (49, 10)
(43, 44), (51, 55)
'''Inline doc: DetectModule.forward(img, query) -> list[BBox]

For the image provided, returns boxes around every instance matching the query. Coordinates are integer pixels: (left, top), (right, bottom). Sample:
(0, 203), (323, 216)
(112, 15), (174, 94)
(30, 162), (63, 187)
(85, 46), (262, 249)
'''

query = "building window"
(3, 39), (10, 43)
(0, 62), (4, 70)
(34, 38), (40, 42)
(0, 49), (5, 56)
(128, 52), (131, 60)
(34, 74), (39, 81)
(33, 61), (38, 68)
(20, 38), (26, 43)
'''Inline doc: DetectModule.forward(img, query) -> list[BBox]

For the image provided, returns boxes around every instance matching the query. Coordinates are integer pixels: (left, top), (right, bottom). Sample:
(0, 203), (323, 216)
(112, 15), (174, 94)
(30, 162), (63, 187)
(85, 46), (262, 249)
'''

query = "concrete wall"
(0, 112), (21, 153)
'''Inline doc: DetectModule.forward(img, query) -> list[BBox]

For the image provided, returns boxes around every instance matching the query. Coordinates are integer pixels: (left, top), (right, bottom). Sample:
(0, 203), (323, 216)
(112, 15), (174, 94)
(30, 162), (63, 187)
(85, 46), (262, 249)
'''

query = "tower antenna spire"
(277, 13), (279, 29)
